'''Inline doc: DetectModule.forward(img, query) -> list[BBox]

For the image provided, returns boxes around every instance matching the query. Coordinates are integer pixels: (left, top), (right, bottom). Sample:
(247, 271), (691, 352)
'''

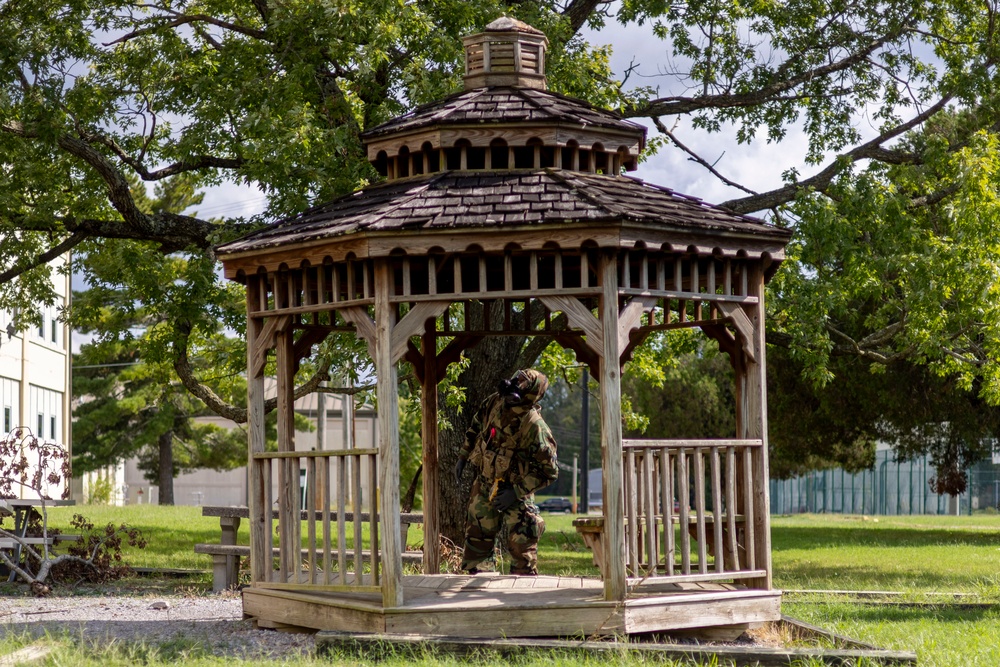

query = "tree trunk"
(438, 332), (525, 544)
(158, 429), (174, 505)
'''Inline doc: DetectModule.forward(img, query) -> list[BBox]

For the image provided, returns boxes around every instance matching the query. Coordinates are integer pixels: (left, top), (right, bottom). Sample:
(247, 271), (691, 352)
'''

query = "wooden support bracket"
(340, 306), (378, 360)
(390, 301), (449, 365)
(718, 303), (757, 363)
(251, 315), (291, 377)
(539, 295), (603, 355)
(293, 327), (330, 363)
(617, 296), (658, 366)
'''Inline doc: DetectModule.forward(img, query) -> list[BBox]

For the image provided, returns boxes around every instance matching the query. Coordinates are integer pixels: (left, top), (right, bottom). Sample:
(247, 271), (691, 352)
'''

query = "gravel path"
(0, 594), (316, 659)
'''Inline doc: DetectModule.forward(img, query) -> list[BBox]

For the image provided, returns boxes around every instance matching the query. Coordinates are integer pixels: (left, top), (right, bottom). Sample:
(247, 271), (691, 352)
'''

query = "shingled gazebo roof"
(215, 169), (791, 276)
(361, 86), (646, 142)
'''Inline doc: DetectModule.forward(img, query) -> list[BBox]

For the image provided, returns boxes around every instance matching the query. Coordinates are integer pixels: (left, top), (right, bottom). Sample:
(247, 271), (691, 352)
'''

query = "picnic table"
(0, 498), (76, 581)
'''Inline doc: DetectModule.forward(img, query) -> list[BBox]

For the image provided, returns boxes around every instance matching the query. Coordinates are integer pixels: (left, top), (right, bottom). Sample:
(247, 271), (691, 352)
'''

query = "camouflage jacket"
(459, 371), (558, 499)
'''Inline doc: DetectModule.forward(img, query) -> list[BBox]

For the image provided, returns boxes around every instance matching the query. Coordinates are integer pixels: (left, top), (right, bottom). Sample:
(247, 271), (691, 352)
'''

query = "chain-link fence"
(770, 450), (1000, 516)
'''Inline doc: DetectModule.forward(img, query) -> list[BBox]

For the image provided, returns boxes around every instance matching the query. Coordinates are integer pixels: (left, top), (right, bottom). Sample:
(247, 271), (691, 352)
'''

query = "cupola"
(361, 19), (647, 182)
(462, 17), (548, 90)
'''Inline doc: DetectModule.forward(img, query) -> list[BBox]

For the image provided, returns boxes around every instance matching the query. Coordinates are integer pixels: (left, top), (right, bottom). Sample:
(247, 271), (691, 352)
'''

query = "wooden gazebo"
(215, 17), (791, 638)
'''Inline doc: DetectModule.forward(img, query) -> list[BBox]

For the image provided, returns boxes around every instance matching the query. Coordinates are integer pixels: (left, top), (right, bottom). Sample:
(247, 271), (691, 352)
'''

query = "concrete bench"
(198, 506), (424, 592)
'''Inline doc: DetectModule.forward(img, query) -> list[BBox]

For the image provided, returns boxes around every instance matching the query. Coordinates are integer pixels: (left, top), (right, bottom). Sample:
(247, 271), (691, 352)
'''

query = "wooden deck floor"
(242, 574), (782, 638)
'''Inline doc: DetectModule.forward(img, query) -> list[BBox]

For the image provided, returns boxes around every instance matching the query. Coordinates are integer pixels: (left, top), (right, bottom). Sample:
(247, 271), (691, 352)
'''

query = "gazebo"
(215, 17), (791, 638)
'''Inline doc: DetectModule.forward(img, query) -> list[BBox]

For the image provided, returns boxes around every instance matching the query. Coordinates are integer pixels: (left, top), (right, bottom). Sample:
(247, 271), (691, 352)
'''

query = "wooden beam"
(293, 327), (330, 363)
(619, 329), (653, 368)
(617, 296), (658, 354)
(717, 303), (756, 363)
(341, 306), (377, 360)
(553, 333), (599, 379)
(374, 260), (404, 608)
(598, 252), (627, 601)
(404, 340), (425, 383)
(434, 336), (483, 379)
(250, 314), (287, 378)
(700, 324), (739, 366)
(246, 279), (269, 584)
(390, 301), (449, 365)
(539, 295), (603, 354)
(420, 321), (441, 574)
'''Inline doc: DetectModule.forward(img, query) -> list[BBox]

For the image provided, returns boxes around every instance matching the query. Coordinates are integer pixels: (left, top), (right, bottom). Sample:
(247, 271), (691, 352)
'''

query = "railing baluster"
(337, 455), (347, 584)
(642, 448), (656, 574)
(263, 459), (274, 582)
(307, 456), (317, 584)
(625, 448), (638, 575)
(660, 447), (673, 575)
(369, 453), (380, 585)
(711, 447), (724, 574)
(353, 453), (363, 585)
(322, 456), (332, 585)
(694, 448), (707, 574)
(726, 446), (739, 572)
(744, 447), (756, 570)
(678, 448), (690, 575)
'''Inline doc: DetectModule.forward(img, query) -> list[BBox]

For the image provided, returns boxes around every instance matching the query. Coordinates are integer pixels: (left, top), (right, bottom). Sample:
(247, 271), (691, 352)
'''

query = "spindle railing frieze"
(242, 250), (758, 316)
(620, 439), (766, 585)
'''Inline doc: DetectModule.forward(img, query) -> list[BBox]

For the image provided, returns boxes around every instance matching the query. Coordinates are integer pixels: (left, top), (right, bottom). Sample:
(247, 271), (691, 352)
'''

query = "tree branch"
(103, 11), (267, 46)
(626, 22), (912, 118)
(720, 94), (952, 214)
(652, 116), (758, 196)
(561, 0), (609, 35)
(0, 231), (88, 285)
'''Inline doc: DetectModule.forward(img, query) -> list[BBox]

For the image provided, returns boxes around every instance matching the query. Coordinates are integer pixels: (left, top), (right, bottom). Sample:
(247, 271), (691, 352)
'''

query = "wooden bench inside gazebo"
(215, 17), (791, 638)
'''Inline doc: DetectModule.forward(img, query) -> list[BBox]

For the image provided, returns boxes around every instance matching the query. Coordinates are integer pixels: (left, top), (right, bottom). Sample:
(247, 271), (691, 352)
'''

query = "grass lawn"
(3, 506), (999, 665)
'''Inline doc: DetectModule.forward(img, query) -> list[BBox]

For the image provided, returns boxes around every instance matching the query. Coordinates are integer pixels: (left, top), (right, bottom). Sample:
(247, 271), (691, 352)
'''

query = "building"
(0, 256), (73, 500)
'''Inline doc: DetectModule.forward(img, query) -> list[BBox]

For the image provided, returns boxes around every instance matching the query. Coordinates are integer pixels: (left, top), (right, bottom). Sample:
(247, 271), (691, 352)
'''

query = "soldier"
(453, 369), (558, 575)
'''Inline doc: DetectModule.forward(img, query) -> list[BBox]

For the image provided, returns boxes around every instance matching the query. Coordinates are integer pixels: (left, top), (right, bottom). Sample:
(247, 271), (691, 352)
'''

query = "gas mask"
(497, 371), (528, 406)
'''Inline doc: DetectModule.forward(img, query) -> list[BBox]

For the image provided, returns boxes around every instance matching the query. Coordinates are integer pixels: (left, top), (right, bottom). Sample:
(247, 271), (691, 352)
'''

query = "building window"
(37, 413), (44, 438)
(50, 319), (57, 343)
(3, 406), (10, 433)
(37, 317), (45, 339)
(50, 416), (56, 441)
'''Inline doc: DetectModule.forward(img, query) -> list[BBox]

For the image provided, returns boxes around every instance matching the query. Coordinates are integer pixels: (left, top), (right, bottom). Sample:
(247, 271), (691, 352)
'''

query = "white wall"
(0, 255), (72, 500)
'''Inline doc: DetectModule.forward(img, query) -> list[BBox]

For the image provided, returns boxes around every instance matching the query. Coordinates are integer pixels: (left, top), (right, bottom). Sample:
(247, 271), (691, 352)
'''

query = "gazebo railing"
(252, 448), (382, 592)
(621, 439), (766, 584)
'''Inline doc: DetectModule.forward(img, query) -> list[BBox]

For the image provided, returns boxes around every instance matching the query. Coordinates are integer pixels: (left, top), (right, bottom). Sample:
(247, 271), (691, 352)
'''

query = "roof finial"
(462, 18), (548, 90)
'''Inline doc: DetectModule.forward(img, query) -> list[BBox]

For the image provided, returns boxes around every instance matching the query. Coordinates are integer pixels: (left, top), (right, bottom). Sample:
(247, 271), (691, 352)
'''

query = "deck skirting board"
(242, 577), (782, 638)
(624, 590), (781, 634)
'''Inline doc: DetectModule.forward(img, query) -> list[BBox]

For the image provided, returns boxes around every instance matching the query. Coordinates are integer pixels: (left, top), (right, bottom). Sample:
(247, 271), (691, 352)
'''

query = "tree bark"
(158, 430), (175, 505)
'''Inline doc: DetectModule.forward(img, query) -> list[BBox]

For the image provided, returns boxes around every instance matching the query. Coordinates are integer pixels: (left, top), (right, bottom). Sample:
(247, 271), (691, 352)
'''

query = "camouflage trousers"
(461, 480), (545, 575)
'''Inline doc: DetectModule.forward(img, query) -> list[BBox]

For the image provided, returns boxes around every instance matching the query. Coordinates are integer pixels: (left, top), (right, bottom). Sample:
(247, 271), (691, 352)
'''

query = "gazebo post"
(246, 277), (268, 584)
(598, 252), (627, 601)
(745, 264), (772, 590)
(374, 259), (404, 607)
(420, 320), (441, 574)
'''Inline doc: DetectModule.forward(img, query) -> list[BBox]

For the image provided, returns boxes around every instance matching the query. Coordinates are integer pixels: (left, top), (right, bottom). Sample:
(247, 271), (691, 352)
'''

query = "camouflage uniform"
(458, 370), (558, 574)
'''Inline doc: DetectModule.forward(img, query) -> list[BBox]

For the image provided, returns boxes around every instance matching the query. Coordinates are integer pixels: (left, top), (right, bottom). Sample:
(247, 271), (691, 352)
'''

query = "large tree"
(5, 1), (1000, 530)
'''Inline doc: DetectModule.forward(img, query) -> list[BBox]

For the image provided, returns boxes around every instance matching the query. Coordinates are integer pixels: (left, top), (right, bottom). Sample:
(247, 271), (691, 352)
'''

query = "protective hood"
(513, 369), (548, 408)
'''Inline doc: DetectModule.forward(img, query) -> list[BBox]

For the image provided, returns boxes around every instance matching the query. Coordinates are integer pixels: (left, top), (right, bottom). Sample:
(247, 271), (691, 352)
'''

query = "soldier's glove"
(491, 488), (519, 513)
(454, 458), (467, 485)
